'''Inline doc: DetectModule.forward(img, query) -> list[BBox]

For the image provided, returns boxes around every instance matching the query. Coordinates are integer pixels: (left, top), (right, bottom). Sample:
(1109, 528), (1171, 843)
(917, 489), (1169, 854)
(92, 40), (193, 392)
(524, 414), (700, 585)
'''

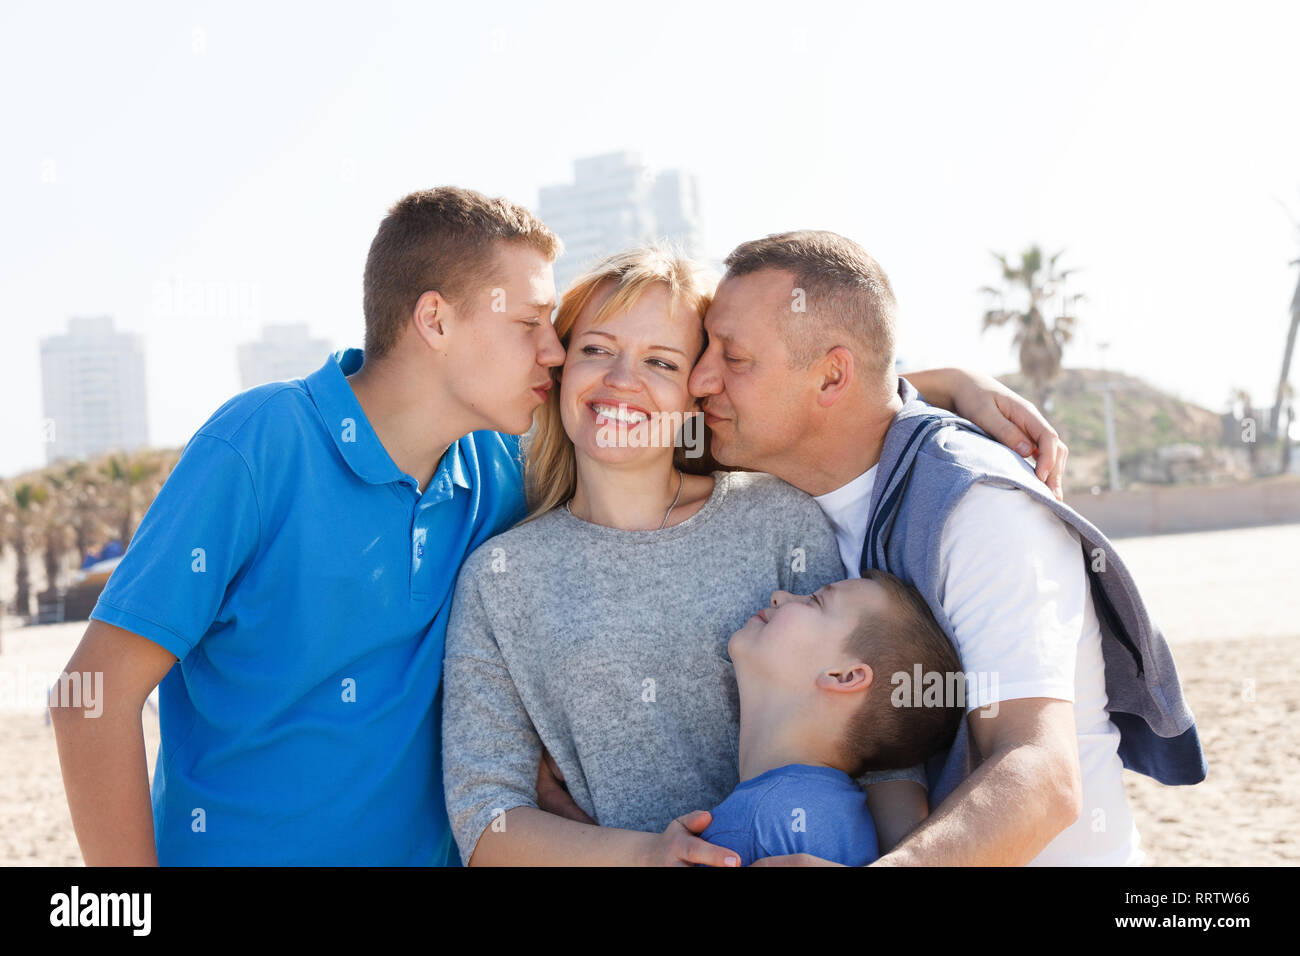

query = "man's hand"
(644, 811), (740, 867)
(904, 367), (1069, 500)
(535, 748), (595, 824)
(950, 372), (1069, 501)
(750, 853), (843, 867)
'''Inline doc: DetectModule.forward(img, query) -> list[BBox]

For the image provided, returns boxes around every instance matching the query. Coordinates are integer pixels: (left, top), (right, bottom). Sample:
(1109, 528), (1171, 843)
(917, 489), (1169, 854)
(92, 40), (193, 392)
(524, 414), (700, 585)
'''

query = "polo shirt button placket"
(410, 473), (457, 600)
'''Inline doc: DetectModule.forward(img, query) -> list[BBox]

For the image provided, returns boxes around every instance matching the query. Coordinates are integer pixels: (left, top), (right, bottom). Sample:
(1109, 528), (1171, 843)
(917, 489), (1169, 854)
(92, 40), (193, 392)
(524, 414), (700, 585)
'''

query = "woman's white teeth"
(592, 403), (647, 424)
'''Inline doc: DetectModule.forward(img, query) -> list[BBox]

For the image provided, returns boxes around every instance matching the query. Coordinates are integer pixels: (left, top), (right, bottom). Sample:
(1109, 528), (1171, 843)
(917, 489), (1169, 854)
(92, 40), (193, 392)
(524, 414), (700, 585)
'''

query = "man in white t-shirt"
(816, 471), (1142, 865)
(689, 230), (1142, 865)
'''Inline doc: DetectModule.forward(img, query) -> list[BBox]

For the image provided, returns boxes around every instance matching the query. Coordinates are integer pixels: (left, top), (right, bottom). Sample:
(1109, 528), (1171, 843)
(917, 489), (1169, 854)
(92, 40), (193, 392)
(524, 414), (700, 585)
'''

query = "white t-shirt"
(815, 466), (1143, 866)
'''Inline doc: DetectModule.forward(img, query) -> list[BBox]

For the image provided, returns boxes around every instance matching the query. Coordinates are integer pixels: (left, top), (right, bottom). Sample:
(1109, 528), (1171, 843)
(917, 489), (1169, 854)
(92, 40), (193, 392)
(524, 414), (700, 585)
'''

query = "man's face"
(728, 578), (887, 693)
(450, 243), (564, 435)
(688, 269), (817, 472)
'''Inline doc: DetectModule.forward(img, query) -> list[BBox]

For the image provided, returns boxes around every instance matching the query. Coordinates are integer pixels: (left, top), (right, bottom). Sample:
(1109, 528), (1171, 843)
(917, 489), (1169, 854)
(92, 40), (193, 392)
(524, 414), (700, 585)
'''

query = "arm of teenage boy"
(441, 563), (739, 867)
(50, 434), (260, 866)
(901, 367), (1069, 501)
(754, 488), (1086, 867)
(51, 621), (179, 865)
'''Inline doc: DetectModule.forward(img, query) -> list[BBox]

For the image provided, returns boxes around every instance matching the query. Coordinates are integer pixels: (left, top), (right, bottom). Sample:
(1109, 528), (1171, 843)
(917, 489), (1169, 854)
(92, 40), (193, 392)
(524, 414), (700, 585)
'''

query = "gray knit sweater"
(441, 470), (845, 864)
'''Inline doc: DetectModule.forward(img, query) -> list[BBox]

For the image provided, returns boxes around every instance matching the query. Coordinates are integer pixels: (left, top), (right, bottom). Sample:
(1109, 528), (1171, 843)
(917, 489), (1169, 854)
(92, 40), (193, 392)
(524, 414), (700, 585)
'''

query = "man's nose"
(688, 348), (721, 398)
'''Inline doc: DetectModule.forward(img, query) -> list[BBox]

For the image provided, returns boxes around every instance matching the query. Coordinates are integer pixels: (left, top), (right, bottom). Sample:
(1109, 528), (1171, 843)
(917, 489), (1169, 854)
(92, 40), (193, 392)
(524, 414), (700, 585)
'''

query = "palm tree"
(1230, 388), (1260, 474)
(101, 452), (164, 546)
(1281, 383), (1296, 473)
(980, 245), (1081, 408)
(1272, 197), (1300, 447)
(1, 480), (49, 619)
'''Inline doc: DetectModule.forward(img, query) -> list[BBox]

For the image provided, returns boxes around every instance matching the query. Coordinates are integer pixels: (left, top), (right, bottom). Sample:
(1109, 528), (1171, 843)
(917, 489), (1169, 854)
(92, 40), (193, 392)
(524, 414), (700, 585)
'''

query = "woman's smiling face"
(559, 282), (706, 465)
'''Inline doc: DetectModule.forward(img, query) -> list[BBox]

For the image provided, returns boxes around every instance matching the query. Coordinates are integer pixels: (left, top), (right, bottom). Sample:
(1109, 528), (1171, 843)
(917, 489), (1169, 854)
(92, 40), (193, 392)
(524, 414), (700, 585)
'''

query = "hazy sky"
(3, 0), (1298, 477)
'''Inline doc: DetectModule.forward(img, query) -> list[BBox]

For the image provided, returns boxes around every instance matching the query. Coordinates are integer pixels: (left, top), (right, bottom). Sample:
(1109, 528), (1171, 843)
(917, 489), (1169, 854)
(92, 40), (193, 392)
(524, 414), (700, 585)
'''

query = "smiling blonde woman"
(440, 246), (848, 866)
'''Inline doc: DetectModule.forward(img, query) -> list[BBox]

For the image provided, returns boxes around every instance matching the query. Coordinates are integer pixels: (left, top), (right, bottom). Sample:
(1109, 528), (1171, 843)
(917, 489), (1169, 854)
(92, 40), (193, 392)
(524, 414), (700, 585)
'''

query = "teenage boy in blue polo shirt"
(51, 187), (566, 865)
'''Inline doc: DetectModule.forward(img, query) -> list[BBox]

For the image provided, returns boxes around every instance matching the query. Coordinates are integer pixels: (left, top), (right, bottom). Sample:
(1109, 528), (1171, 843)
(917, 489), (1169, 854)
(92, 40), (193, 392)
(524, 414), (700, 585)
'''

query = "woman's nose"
(603, 357), (641, 390)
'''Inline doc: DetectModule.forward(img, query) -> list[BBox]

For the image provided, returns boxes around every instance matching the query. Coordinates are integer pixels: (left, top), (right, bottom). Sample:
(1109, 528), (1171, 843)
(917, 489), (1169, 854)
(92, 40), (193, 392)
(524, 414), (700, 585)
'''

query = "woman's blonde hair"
(520, 245), (719, 522)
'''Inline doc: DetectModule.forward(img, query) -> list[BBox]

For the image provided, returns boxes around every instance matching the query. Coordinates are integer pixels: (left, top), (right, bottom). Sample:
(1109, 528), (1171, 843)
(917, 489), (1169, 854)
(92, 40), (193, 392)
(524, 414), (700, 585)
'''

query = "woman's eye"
(648, 359), (678, 371)
(581, 345), (607, 355)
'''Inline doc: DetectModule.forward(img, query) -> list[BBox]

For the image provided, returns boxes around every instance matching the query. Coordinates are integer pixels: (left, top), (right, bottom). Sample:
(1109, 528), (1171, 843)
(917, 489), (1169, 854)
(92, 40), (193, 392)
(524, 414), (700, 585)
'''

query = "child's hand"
(644, 811), (740, 867)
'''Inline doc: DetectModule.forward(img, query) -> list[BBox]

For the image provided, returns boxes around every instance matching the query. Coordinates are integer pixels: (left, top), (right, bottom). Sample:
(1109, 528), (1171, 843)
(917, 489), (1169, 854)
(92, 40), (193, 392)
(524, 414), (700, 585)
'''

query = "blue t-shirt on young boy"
(91, 349), (526, 865)
(701, 764), (880, 866)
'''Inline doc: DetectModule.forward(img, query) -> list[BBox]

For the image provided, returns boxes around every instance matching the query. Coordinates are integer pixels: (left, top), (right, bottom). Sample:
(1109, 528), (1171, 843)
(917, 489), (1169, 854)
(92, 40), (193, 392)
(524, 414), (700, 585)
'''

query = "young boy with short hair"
(702, 570), (963, 866)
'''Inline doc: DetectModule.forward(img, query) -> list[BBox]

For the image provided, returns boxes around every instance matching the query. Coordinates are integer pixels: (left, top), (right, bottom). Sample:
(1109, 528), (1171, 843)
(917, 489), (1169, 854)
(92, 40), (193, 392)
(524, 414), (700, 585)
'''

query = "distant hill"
(994, 368), (1251, 492)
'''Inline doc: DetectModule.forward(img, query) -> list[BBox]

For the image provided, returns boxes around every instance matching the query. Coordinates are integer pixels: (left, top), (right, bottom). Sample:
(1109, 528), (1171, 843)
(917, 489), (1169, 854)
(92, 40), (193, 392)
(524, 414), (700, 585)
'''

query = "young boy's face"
(729, 578), (891, 691)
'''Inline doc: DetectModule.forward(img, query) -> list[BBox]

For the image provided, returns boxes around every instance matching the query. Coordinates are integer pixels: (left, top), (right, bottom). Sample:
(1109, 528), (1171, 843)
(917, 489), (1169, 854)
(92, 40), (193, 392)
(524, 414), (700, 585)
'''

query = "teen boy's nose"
(769, 589), (796, 607)
(537, 322), (566, 367)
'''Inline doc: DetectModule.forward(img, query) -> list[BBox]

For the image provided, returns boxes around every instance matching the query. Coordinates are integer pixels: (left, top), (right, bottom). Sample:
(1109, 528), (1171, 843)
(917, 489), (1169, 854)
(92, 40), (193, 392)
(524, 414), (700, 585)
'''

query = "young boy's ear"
(817, 663), (873, 694)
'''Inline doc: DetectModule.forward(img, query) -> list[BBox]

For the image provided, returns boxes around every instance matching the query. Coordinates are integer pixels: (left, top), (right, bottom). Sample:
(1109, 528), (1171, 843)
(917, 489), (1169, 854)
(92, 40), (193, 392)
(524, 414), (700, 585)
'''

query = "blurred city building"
(539, 151), (705, 293)
(237, 323), (332, 389)
(40, 316), (149, 464)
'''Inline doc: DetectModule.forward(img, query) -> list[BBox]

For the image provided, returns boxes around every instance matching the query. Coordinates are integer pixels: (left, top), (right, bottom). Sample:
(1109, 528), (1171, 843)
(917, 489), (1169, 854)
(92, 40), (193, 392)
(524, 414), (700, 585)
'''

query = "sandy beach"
(3, 522), (1297, 867)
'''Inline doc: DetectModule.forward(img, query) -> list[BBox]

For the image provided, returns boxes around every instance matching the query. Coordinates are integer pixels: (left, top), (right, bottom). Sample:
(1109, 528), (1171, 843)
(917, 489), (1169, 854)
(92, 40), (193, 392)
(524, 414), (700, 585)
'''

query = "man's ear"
(816, 662), (873, 694)
(815, 346), (855, 408)
(412, 290), (453, 354)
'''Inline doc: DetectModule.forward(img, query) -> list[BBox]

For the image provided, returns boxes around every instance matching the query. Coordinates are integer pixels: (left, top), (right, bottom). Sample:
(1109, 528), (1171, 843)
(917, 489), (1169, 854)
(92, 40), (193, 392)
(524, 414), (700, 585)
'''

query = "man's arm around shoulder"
(872, 697), (1082, 866)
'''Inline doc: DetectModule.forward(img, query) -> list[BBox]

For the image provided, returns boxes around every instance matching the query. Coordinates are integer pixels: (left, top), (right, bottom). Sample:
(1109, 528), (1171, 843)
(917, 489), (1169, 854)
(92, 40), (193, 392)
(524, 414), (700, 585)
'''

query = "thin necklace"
(567, 469), (684, 530)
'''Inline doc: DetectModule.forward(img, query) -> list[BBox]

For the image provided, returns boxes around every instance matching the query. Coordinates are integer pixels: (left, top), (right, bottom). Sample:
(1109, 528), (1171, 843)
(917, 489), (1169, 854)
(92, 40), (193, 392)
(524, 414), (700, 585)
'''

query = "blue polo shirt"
(91, 349), (527, 865)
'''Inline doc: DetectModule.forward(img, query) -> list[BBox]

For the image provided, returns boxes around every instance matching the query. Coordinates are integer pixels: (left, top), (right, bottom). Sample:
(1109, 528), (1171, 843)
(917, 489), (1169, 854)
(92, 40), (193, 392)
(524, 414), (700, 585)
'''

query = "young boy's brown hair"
(841, 569), (965, 775)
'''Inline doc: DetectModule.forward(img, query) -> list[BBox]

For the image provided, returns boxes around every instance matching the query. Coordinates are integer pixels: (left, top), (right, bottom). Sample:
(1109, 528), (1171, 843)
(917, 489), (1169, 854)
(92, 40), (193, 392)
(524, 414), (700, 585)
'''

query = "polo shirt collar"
(305, 349), (471, 492)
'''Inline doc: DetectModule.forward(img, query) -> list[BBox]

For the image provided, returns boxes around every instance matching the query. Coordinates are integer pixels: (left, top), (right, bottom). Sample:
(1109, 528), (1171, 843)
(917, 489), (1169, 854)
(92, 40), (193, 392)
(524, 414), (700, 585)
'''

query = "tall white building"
(237, 323), (332, 390)
(539, 152), (705, 293)
(40, 316), (149, 464)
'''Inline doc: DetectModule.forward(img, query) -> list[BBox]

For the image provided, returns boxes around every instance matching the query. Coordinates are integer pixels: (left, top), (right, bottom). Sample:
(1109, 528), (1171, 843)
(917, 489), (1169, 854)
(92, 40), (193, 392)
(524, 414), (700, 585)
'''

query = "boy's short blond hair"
(840, 570), (964, 776)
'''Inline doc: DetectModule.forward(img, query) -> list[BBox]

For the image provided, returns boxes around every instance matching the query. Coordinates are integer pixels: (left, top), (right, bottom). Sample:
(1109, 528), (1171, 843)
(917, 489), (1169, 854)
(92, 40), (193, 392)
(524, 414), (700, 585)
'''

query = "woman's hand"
(902, 367), (1069, 501)
(643, 810), (741, 867)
